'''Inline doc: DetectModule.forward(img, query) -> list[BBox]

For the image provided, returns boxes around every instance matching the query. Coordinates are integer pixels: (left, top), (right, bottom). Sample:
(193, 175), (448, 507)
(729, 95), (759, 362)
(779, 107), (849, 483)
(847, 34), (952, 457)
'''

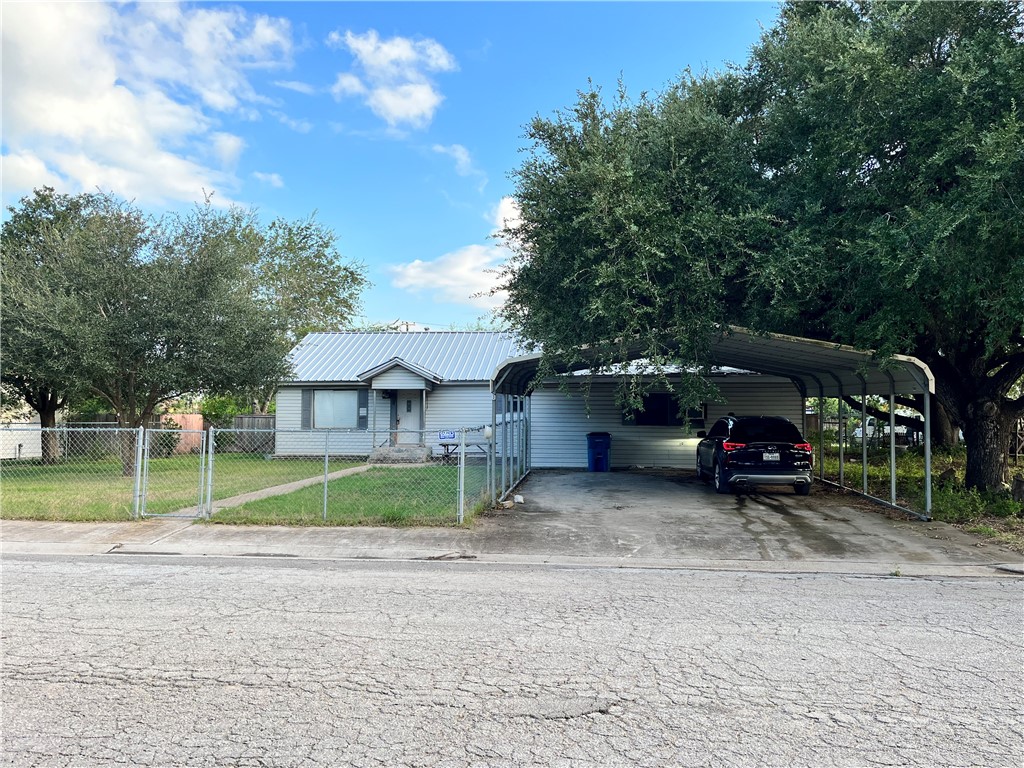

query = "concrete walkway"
(3, 469), (1022, 578)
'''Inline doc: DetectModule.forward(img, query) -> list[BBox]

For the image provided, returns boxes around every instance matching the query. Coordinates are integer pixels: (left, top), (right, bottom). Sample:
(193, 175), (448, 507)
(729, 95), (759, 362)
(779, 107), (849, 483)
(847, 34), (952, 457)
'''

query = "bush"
(929, 486), (1023, 523)
(151, 419), (182, 458)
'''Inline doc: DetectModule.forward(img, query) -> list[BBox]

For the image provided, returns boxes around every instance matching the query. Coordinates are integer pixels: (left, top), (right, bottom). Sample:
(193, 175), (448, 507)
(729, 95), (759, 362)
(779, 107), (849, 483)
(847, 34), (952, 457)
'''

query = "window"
(313, 390), (358, 428)
(623, 393), (706, 429)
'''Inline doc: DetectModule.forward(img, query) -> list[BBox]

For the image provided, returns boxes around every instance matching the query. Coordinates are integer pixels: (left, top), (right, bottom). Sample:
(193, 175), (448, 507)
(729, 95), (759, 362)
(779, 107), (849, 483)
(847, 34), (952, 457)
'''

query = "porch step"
(369, 445), (432, 464)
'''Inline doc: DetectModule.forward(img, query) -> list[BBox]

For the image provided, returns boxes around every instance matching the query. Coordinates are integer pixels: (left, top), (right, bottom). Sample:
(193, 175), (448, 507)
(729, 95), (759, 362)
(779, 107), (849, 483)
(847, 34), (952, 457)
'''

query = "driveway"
(469, 469), (1022, 572)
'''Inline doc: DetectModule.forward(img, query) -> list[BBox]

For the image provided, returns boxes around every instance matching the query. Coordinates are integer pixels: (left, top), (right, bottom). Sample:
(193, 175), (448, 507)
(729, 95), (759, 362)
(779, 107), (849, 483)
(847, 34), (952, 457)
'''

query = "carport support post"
(924, 389), (933, 517)
(489, 393), (497, 504)
(888, 378), (897, 505)
(860, 378), (868, 495)
(818, 386), (825, 481)
(500, 395), (508, 499)
(837, 382), (845, 488)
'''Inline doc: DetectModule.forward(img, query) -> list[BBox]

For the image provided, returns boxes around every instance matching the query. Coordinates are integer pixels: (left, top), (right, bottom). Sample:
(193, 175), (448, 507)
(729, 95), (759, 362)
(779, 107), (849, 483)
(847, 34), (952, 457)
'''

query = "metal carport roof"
(491, 326), (934, 398)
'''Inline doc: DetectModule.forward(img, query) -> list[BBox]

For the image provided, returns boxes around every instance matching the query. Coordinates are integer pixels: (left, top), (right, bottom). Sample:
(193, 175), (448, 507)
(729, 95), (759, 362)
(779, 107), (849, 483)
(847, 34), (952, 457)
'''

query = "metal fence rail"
(1, 424), (494, 524)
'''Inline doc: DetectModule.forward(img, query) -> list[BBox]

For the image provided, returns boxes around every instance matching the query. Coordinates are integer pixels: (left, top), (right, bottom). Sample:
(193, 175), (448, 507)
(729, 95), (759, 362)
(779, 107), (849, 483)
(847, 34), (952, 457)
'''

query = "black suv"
(696, 416), (814, 495)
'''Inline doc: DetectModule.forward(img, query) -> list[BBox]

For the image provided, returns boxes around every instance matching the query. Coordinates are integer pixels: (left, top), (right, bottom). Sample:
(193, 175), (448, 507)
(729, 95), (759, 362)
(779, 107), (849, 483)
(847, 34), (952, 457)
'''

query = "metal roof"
(286, 331), (525, 384)
(492, 327), (934, 397)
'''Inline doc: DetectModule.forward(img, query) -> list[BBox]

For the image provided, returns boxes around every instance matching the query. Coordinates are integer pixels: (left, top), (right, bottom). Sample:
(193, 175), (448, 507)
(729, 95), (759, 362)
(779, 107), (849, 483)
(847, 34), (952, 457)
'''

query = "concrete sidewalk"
(4, 469), (1023, 577)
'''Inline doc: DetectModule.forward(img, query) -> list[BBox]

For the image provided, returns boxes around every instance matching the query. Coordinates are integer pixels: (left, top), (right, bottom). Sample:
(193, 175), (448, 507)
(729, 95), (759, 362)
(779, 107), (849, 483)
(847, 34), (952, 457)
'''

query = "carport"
(490, 326), (936, 520)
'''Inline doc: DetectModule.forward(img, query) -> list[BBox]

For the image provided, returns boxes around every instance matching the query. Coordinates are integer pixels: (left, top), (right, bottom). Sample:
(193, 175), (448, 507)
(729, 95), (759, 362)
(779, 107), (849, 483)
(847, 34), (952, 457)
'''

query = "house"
(276, 331), (805, 467)
(275, 331), (524, 458)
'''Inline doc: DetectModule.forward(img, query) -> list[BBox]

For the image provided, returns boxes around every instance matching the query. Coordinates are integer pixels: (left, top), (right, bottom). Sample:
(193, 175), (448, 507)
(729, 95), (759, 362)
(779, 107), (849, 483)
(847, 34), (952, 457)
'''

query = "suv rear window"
(730, 418), (803, 444)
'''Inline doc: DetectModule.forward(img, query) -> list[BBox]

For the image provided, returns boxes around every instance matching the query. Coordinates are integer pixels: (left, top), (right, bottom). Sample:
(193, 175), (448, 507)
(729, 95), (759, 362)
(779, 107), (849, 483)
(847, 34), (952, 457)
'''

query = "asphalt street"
(2, 554), (1022, 767)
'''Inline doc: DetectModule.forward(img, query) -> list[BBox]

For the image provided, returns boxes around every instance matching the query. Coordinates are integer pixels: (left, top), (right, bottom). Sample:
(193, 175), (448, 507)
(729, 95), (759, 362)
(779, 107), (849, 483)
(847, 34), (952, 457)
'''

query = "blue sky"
(2, 1), (779, 329)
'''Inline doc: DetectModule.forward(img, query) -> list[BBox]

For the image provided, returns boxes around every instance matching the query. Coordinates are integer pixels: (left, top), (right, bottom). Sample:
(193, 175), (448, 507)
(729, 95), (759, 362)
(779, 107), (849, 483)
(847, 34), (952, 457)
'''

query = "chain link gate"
(139, 428), (208, 518)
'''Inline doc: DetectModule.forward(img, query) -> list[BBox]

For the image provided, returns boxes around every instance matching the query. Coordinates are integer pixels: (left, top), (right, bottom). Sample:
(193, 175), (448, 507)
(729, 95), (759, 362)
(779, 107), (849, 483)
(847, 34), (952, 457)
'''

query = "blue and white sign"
(438, 430), (457, 441)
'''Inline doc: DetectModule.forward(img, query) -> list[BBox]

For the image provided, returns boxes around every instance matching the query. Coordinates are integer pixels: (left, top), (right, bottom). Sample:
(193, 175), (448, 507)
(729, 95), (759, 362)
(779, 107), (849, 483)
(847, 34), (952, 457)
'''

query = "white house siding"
(371, 368), (429, 390)
(425, 386), (493, 431)
(530, 376), (803, 470)
(0, 424), (42, 460)
(275, 384), (495, 458)
(273, 387), (374, 457)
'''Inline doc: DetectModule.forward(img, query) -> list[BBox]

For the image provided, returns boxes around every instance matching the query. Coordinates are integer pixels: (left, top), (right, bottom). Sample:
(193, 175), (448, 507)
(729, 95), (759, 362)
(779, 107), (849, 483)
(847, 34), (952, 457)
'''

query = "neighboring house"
(276, 331), (806, 468)
(275, 331), (524, 458)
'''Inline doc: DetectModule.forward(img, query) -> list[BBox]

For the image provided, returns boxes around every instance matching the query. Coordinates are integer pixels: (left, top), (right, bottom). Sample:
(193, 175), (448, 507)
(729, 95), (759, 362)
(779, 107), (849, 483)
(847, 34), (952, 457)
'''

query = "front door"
(396, 390), (423, 445)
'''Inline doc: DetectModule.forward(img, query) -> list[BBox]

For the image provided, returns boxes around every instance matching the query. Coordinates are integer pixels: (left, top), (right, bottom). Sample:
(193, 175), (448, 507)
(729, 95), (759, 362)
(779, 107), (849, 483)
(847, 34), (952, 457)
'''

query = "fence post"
(323, 429), (330, 523)
(132, 426), (145, 520)
(205, 427), (216, 518)
(457, 428), (466, 524)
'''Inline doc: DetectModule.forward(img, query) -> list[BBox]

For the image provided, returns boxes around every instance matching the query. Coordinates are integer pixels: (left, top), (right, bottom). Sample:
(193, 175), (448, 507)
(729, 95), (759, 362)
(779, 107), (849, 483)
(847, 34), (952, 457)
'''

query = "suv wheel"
(714, 462), (732, 494)
(795, 483), (811, 496)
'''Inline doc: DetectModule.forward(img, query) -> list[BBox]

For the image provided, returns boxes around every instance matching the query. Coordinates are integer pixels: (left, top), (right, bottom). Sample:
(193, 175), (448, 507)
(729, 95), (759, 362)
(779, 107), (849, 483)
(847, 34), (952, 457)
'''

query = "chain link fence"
(209, 426), (490, 525)
(1, 424), (494, 525)
(0, 426), (142, 520)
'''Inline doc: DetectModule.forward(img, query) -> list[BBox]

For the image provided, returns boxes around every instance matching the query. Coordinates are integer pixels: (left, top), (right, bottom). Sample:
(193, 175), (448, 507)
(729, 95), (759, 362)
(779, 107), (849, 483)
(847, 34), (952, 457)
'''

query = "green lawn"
(210, 464), (489, 527)
(0, 454), (359, 521)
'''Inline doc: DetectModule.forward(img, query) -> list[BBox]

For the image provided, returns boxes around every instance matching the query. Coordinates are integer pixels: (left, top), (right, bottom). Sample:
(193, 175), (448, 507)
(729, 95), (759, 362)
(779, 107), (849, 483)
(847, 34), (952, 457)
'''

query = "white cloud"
(274, 80), (315, 95)
(1, 1), (293, 208)
(270, 111), (313, 133)
(491, 196), (522, 232)
(433, 143), (488, 192)
(327, 29), (456, 129)
(433, 144), (473, 176)
(389, 245), (506, 309)
(331, 73), (367, 98)
(389, 197), (520, 308)
(211, 133), (246, 169)
(252, 171), (284, 188)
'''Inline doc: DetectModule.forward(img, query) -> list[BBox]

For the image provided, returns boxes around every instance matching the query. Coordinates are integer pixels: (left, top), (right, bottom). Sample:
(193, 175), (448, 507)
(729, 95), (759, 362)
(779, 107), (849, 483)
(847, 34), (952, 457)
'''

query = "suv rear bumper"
(726, 471), (813, 486)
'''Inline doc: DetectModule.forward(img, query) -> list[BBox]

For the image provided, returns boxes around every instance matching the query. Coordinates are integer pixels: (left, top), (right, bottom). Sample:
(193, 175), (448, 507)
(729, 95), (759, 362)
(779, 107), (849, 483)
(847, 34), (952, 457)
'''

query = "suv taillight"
(794, 443), (812, 452)
(722, 441), (746, 451)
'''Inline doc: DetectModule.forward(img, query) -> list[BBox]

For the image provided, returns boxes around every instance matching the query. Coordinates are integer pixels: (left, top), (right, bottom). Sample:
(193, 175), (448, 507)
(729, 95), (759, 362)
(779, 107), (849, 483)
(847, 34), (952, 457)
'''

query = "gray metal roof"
(286, 331), (525, 384)
(492, 327), (934, 397)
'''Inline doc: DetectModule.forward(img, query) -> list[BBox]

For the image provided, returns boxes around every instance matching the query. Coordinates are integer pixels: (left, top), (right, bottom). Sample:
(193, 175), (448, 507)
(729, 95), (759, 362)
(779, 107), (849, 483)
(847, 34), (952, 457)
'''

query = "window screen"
(313, 390), (358, 428)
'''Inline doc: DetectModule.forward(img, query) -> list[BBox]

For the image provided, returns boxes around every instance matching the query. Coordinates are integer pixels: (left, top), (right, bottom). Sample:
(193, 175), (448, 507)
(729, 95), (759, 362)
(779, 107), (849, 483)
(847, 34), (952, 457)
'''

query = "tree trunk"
(119, 430), (138, 478)
(963, 398), (1011, 492)
(932, 398), (959, 449)
(39, 406), (61, 464)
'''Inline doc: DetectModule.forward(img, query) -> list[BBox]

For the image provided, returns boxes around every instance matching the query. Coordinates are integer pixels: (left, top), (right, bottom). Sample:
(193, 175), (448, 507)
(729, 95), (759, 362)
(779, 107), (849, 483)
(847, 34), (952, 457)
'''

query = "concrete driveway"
(470, 469), (1023, 573)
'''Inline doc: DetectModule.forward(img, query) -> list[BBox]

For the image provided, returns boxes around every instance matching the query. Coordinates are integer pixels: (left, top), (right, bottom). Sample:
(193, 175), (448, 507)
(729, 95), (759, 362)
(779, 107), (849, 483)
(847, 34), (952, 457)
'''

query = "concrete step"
(369, 445), (432, 464)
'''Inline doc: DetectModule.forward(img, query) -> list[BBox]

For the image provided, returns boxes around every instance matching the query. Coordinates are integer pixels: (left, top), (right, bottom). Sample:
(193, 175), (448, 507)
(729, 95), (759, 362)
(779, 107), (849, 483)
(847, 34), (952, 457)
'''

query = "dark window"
(707, 419), (730, 439)
(730, 418), (803, 443)
(624, 393), (705, 428)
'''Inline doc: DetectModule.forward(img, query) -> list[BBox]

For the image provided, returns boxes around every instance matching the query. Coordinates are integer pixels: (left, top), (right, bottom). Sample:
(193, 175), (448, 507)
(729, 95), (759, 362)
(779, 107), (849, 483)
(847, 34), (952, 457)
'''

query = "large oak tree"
(498, 1), (1023, 492)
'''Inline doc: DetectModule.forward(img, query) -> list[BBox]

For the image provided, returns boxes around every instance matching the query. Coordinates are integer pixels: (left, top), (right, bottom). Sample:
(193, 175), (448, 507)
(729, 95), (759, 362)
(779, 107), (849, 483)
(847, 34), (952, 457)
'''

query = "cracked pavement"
(2, 555), (1022, 767)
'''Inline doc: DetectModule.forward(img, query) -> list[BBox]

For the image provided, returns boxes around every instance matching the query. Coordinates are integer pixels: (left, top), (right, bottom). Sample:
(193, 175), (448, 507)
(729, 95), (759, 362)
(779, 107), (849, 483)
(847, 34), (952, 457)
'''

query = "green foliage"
(2, 189), (368, 427)
(500, 1), (1023, 491)
(151, 419), (182, 459)
(200, 394), (251, 428)
(928, 486), (1022, 524)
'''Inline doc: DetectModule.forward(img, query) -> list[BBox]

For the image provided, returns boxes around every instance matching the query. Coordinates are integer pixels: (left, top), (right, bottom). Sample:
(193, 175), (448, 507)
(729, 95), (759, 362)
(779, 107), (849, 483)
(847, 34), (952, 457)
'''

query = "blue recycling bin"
(587, 432), (612, 472)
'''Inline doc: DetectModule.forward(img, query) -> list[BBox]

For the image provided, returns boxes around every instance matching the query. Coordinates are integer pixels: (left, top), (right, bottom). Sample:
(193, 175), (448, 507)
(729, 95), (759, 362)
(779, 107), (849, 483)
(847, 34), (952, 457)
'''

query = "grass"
(812, 442), (1024, 553)
(0, 454), (359, 521)
(210, 464), (489, 527)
